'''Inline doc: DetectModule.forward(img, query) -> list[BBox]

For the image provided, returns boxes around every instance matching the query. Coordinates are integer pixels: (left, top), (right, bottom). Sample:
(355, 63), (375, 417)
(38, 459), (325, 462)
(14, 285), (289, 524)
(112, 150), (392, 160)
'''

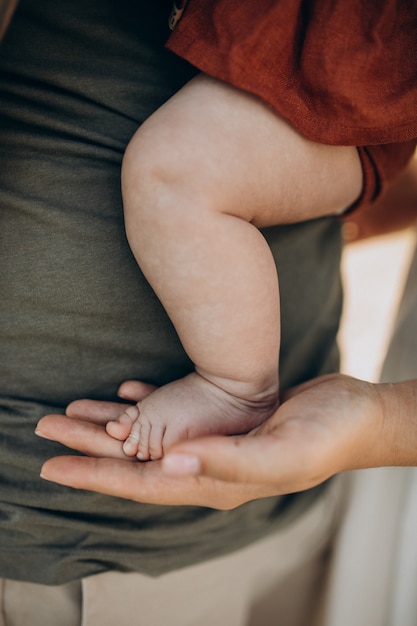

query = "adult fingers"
(36, 414), (130, 459)
(40, 454), (264, 509)
(117, 380), (157, 401)
(65, 399), (131, 423)
(64, 380), (157, 425)
(162, 432), (317, 493)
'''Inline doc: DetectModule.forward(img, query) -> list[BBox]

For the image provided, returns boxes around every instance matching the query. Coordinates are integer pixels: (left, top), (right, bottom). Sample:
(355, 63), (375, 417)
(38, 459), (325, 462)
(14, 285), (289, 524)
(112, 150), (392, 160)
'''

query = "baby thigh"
(121, 73), (363, 229)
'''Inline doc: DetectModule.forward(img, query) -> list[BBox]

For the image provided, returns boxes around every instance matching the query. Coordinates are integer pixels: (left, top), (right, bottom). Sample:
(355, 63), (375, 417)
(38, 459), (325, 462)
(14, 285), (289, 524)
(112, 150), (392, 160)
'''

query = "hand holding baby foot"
(107, 372), (279, 462)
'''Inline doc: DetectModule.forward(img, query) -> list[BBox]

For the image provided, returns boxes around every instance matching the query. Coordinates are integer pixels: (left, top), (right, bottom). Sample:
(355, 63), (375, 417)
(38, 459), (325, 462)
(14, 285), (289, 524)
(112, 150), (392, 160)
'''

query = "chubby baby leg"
(106, 372), (279, 461)
(116, 74), (362, 461)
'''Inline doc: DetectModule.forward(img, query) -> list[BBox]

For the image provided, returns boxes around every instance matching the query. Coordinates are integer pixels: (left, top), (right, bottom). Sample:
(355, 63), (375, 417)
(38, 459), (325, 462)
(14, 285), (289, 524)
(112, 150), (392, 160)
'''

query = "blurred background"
(339, 227), (416, 382)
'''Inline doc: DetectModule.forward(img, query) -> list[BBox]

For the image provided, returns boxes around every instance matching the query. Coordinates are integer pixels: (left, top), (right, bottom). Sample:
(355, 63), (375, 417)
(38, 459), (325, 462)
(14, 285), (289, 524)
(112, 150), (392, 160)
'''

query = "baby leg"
(110, 74), (362, 459)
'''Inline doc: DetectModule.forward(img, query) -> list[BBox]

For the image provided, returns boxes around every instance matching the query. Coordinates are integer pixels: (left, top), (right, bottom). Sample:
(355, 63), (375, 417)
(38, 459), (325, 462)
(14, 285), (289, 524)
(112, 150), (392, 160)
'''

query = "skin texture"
(37, 374), (417, 510)
(107, 73), (362, 460)
(36, 92), (417, 512)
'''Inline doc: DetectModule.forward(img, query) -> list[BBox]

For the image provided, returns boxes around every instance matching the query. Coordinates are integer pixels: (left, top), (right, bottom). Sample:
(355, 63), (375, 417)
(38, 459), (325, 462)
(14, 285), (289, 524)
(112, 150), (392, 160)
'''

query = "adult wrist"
(376, 380), (417, 467)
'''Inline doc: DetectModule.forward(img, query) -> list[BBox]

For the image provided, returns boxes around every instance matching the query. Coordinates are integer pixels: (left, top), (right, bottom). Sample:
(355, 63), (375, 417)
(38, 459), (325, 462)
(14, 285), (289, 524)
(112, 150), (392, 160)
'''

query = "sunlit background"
(339, 228), (416, 382)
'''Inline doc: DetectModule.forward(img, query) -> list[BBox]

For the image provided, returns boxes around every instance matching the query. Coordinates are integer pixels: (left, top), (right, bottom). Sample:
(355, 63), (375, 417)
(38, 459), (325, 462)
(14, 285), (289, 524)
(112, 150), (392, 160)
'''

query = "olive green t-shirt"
(0, 0), (343, 584)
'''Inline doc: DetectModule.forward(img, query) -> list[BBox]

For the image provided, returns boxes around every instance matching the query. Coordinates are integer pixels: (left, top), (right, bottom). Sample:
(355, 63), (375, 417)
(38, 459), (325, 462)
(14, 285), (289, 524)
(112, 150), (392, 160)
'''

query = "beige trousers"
(0, 476), (344, 626)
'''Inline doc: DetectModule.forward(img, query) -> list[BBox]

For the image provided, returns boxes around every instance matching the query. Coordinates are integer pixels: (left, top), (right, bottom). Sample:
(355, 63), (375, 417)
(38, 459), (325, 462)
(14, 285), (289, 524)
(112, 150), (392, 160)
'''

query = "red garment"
(167, 0), (417, 208)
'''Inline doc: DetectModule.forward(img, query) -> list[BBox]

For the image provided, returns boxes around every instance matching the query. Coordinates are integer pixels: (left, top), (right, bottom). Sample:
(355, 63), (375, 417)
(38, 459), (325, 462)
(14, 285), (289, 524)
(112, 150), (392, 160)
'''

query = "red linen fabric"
(167, 0), (417, 208)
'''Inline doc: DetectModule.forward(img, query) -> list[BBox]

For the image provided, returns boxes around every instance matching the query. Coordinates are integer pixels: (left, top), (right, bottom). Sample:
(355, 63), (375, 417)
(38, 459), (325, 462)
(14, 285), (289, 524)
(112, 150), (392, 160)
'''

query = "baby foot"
(106, 405), (141, 444)
(107, 372), (279, 461)
(106, 403), (167, 459)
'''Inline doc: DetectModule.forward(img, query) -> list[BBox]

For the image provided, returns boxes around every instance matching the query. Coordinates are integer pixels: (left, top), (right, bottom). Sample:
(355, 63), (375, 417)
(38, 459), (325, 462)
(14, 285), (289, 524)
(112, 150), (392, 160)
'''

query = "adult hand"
(37, 381), (265, 509)
(37, 375), (390, 509)
(163, 373), (388, 489)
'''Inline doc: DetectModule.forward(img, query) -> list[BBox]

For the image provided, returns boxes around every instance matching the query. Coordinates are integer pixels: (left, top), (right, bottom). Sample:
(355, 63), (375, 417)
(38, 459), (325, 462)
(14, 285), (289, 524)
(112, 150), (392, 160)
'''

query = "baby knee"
(122, 130), (194, 238)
